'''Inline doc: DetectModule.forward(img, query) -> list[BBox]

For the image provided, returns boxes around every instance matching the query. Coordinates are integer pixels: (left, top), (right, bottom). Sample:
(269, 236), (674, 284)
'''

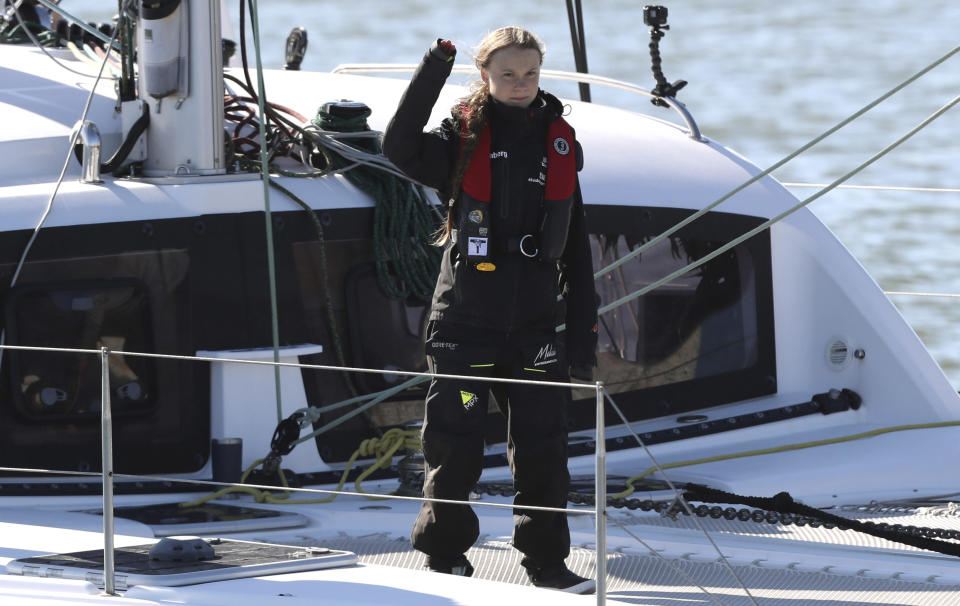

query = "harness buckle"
(519, 234), (539, 258)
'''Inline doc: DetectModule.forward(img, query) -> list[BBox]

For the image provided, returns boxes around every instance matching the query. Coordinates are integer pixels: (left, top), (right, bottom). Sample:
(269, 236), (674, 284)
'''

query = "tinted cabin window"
(594, 233), (758, 389)
(292, 206), (774, 462)
(572, 205), (776, 424)
(6, 279), (155, 420)
(293, 237), (428, 462)
(0, 246), (208, 474)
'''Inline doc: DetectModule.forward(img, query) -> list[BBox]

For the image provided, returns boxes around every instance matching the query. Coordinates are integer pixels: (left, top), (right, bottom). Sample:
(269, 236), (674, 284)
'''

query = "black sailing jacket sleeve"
(562, 158), (599, 369)
(382, 41), (460, 191)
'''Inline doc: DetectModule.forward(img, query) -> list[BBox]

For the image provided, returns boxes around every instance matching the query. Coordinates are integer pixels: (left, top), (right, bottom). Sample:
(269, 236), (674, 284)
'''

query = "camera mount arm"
(644, 5), (687, 108)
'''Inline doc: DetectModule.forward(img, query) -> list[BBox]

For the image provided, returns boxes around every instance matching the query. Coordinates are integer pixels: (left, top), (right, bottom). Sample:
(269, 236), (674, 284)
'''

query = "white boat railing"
(0, 343), (610, 602)
(331, 63), (705, 142)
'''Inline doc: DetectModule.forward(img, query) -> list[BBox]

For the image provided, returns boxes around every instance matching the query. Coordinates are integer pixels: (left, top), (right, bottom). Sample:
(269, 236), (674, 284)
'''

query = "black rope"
(471, 481), (960, 545)
(683, 483), (960, 558)
(312, 105), (441, 302)
(266, 179), (365, 405)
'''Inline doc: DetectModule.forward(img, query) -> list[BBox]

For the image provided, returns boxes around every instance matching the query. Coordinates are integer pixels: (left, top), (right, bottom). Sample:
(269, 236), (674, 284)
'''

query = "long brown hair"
(435, 26), (545, 245)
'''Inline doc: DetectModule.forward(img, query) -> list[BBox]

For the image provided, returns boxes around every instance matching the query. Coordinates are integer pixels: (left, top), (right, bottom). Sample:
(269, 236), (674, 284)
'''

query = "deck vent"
(826, 338), (853, 370)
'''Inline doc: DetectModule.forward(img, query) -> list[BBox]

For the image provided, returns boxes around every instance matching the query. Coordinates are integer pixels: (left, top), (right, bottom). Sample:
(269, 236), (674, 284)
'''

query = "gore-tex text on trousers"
(411, 321), (572, 565)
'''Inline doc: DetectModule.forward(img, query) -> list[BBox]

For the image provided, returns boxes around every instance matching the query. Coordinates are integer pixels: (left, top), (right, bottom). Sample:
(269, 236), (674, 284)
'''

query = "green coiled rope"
(312, 106), (441, 302)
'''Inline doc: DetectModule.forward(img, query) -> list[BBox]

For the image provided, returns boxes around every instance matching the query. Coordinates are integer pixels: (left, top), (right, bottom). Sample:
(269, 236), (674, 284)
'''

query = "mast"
(137, 0), (225, 177)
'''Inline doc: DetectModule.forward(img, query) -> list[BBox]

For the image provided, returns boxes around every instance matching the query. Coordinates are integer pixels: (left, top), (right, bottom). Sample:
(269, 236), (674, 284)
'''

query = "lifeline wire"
(783, 182), (960, 194)
(602, 388), (758, 606)
(590, 42), (960, 283)
(0, 465), (592, 517)
(886, 291), (960, 299)
(246, 0), (283, 424)
(598, 91), (960, 317)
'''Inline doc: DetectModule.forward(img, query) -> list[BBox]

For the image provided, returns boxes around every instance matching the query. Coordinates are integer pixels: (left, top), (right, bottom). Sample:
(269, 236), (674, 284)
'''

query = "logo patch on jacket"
(533, 343), (558, 367)
(467, 237), (488, 256)
(553, 137), (570, 155)
(460, 390), (479, 410)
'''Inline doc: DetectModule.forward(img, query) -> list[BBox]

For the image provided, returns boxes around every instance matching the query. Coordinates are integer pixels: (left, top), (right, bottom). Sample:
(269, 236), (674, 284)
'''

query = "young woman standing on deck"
(383, 26), (598, 594)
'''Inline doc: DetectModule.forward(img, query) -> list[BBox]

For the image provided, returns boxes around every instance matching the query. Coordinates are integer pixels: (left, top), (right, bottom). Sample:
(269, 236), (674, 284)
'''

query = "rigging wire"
(605, 516), (728, 606)
(0, 0), (127, 393)
(602, 388), (759, 606)
(245, 0), (284, 424)
(590, 42), (960, 283)
(785, 184), (960, 301)
(596, 90), (960, 318)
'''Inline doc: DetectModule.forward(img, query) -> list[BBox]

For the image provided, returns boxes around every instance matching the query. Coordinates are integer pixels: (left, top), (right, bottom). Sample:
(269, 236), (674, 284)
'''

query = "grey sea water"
(69, 1), (960, 385)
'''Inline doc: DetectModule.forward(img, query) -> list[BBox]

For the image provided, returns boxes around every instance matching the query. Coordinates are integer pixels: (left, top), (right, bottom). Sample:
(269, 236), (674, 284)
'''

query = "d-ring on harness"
(519, 234), (539, 258)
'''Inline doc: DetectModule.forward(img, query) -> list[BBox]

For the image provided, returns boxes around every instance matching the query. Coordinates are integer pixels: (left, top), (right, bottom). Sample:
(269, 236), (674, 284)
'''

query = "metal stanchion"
(595, 381), (606, 604)
(100, 347), (116, 596)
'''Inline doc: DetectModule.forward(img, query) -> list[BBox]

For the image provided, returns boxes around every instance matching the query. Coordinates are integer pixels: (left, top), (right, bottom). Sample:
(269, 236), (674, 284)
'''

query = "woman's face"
(481, 46), (541, 107)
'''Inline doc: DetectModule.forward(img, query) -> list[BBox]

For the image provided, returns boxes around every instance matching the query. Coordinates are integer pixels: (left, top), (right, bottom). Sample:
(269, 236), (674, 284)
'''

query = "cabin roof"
(0, 45), (798, 229)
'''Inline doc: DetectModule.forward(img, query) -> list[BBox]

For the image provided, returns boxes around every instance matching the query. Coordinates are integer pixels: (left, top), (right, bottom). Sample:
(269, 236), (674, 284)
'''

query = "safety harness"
(456, 117), (577, 269)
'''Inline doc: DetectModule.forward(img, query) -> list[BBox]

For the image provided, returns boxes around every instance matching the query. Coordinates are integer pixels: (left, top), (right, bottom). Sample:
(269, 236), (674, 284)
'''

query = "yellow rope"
(612, 419), (960, 499)
(178, 428), (422, 508)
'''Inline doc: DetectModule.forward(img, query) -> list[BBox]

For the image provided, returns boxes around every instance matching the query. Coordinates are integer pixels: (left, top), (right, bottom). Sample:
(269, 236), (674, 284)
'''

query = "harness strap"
(461, 124), (492, 202)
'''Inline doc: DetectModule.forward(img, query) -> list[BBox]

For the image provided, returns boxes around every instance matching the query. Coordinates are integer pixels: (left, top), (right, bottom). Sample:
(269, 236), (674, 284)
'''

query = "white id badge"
(467, 237), (488, 257)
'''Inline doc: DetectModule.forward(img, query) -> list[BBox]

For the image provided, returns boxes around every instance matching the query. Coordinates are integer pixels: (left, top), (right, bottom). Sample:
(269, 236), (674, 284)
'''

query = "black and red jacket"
(383, 45), (598, 368)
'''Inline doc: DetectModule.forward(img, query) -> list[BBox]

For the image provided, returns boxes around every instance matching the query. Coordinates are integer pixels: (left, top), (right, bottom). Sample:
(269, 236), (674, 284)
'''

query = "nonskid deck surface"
(286, 504), (960, 606)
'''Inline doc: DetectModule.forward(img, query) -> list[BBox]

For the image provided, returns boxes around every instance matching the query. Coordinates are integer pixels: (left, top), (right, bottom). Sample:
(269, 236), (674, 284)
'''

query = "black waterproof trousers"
(411, 321), (571, 566)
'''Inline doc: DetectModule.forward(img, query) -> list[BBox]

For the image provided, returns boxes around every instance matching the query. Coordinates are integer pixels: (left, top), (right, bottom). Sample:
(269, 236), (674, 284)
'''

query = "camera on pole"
(643, 5), (687, 108)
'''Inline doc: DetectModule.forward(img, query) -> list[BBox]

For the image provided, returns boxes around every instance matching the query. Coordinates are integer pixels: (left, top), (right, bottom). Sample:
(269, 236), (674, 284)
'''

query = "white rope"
(595, 91), (960, 319)
(588, 43), (960, 283)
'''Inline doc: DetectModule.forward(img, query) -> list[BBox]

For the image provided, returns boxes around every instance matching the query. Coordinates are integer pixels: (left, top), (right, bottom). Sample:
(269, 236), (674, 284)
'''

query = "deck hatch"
(77, 502), (310, 536)
(6, 539), (356, 589)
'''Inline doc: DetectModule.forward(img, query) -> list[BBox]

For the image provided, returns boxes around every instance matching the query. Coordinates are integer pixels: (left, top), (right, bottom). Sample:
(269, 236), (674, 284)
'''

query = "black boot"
(426, 554), (474, 577)
(524, 560), (595, 594)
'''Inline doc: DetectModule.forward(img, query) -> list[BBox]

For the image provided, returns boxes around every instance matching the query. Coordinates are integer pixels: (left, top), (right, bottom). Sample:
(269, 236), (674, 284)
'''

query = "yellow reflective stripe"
(523, 367), (546, 373)
(469, 363), (494, 368)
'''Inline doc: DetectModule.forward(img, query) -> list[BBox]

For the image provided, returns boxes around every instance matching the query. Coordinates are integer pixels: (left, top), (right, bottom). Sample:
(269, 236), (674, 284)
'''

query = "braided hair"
(435, 26), (545, 245)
